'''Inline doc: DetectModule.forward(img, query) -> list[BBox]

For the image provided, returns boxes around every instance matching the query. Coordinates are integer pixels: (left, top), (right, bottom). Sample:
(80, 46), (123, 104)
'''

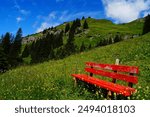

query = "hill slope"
(23, 18), (144, 47)
(0, 32), (150, 100)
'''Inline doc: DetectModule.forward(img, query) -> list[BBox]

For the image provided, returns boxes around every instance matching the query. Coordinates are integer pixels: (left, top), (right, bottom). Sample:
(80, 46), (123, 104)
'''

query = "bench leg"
(73, 77), (77, 87)
(107, 91), (114, 100)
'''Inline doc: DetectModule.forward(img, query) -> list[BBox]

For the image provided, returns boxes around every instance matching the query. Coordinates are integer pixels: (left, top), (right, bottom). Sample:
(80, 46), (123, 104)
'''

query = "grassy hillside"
(0, 32), (150, 100)
(23, 18), (144, 48)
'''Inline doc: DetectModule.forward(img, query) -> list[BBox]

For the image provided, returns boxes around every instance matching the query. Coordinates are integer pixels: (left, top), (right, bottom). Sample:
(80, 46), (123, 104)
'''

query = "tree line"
(0, 28), (22, 72)
(22, 18), (89, 63)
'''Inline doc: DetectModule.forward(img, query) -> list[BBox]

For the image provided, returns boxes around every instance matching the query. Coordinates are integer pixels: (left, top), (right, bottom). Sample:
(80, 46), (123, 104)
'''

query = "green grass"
(0, 32), (150, 100)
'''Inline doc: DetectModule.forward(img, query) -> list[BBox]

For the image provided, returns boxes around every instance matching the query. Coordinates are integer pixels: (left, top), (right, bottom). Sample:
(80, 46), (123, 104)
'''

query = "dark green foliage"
(0, 28), (23, 71)
(31, 39), (41, 63)
(108, 37), (112, 44)
(114, 33), (122, 43)
(65, 38), (76, 55)
(75, 18), (81, 27)
(70, 19), (81, 33)
(80, 42), (86, 52)
(143, 14), (150, 35)
(65, 24), (76, 55)
(43, 29), (47, 34)
(82, 16), (85, 20)
(22, 44), (30, 58)
(96, 39), (103, 47)
(0, 46), (9, 73)
(70, 20), (76, 33)
(9, 28), (23, 66)
(55, 46), (67, 59)
(30, 30), (64, 63)
(88, 44), (92, 49)
(54, 30), (63, 48)
(83, 19), (89, 29)
(1, 32), (11, 54)
(0, 35), (4, 43)
(65, 23), (70, 33)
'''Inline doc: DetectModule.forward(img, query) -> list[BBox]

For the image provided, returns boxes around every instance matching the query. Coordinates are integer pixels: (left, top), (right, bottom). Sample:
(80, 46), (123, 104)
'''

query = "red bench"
(71, 60), (139, 97)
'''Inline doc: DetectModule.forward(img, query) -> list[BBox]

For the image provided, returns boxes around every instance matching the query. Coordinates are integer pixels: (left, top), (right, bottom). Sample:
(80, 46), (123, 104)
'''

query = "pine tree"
(65, 23), (70, 33)
(82, 16), (85, 20)
(54, 30), (63, 48)
(2, 32), (11, 54)
(143, 14), (150, 35)
(22, 44), (30, 58)
(83, 19), (89, 29)
(76, 18), (81, 27)
(114, 34), (121, 43)
(31, 39), (41, 63)
(9, 28), (23, 66)
(65, 28), (76, 55)
(0, 46), (9, 72)
(14, 28), (22, 54)
(70, 20), (76, 33)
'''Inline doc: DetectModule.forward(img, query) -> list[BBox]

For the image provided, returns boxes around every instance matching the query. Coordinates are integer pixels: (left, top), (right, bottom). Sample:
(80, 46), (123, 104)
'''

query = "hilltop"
(22, 17), (144, 45)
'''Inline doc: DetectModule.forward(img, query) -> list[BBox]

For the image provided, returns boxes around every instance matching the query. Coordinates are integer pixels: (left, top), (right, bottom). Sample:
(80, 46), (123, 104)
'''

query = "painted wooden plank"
(86, 62), (139, 74)
(85, 68), (138, 84)
(71, 74), (135, 96)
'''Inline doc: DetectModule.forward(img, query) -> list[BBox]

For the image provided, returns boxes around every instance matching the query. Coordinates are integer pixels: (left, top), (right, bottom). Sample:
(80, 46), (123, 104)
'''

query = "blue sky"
(0, 0), (150, 36)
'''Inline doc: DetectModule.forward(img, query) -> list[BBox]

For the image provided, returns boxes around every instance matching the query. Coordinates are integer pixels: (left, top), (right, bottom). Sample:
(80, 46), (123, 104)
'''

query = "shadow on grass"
(75, 80), (130, 100)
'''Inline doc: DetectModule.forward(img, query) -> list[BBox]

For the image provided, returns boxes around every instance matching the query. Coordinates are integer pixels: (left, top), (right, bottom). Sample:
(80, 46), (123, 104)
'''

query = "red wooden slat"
(85, 68), (138, 84)
(86, 62), (139, 74)
(72, 74), (135, 96)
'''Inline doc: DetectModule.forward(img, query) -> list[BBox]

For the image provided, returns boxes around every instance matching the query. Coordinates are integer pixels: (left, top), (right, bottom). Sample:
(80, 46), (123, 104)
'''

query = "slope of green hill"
(23, 18), (144, 48)
(0, 32), (150, 100)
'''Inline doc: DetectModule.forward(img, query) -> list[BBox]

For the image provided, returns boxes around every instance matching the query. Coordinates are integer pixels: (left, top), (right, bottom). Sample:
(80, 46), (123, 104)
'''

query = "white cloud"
(35, 11), (59, 33)
(36, 22), (59, 33)
(102, 0), (150, 23)
(16, 17), (22, 23)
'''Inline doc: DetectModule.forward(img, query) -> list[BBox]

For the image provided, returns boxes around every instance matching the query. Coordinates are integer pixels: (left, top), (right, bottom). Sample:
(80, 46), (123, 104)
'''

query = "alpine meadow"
(0, 14), (150, 100)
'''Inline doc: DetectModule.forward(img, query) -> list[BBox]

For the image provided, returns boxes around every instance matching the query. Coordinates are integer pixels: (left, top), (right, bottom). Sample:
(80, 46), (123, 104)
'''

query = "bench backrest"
(85, 62), (139, 84)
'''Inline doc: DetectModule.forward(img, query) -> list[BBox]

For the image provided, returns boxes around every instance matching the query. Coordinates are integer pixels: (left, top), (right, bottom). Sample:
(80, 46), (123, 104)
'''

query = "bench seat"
(72, 74), (136, 97)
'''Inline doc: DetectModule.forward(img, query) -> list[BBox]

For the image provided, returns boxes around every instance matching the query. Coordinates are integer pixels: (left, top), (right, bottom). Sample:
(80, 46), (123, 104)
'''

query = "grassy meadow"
(0, 32), (150, 100)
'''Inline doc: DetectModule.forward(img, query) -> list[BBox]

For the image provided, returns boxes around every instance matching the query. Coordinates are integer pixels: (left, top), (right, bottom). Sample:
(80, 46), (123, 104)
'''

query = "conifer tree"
(83, 19), (89, 29)
(65, 29), (76, 55)
(65, 23), (70, 33)
(143, 14), (150, 35)
(2, 32), (11, 55)
(9, 28), (23, 66)
(82, 16), (85, 20)
(31, 39), (41, 63)
(114, 34), (121, 43)
(0, 46), (9, 72)
(22, 44), (30, 58)
(76, 18), (81, 27)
